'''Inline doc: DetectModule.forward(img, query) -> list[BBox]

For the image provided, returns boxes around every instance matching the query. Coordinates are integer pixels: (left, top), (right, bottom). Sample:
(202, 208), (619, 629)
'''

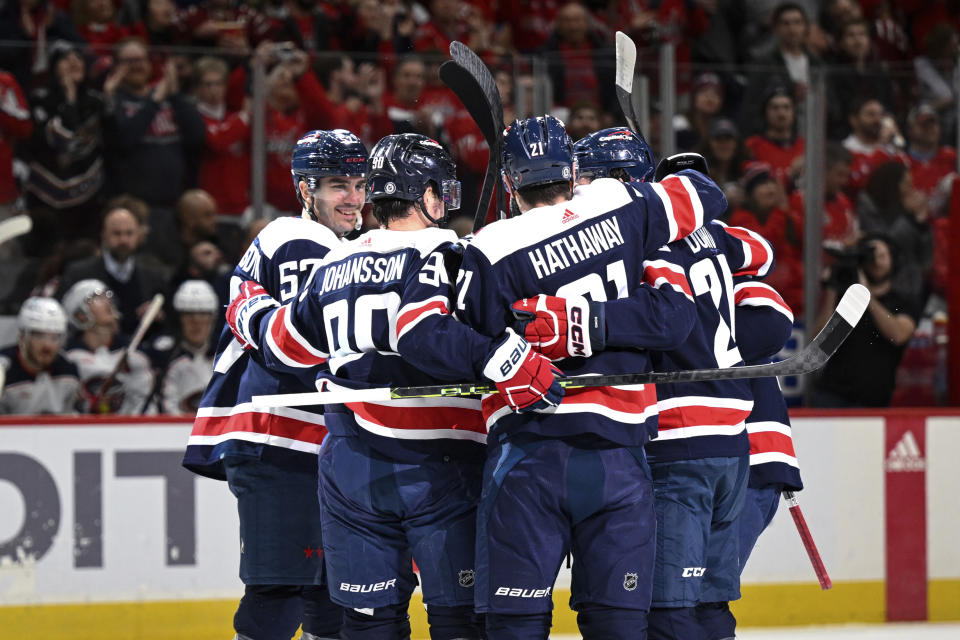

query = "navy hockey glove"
(511, 294), (606, 361)
(483, 329), (565, 413)
(226, 281), (279, 350)
(654, 152), (710, 181)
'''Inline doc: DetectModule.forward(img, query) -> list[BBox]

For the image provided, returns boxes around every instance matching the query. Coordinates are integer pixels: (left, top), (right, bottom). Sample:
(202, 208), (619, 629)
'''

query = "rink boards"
(0, 410), (958, 639)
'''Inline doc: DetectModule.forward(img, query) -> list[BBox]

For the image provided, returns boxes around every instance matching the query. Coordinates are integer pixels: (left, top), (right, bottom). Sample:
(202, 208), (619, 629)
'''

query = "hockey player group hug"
(182, 116), (802, 640)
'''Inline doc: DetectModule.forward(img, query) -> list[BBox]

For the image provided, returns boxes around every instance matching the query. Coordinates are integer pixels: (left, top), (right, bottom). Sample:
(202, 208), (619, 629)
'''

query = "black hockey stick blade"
(438, 60), (498, 231)
(449, 41), (506, 224)
(615, 31), (641, 136)
(253, 285), (870, 408)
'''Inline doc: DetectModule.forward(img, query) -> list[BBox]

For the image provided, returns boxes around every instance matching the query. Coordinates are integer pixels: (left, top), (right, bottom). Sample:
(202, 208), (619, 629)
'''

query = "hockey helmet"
(17, 297), (68, 335)
(62, 279), (115, 330)
(291, 129), (369, 211)
(366, 134), (461, 223)
(502, 115), (576, 190)
(173, 280), (219, 313)
(574, 127), (656, 183)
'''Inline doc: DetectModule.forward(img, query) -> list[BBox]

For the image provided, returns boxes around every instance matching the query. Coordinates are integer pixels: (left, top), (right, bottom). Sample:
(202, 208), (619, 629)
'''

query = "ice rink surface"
(553, 622), (960, 639)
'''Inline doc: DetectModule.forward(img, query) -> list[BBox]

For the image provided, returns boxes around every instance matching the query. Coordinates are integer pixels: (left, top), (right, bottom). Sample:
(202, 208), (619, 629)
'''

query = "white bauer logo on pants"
(494, 586), (553, 598)
(340, 579), (397, 593)
(682, 567), (706, 577)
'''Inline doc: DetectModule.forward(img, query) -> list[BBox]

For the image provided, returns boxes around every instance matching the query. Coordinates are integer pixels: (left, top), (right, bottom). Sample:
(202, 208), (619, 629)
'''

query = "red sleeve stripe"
(657, 404), (754, 431)
(481, 384), (658, 430)
(348, 400), (487, 442)
(264, 306), (327, 368)
(190, 409), (328, 450)
(650, 175), (704, 242)
(643, 259), (694, 300)
(734, 282), (794, 322)
(396, 296), (450, 341)
(747, 423), (798, 456)
(724, 226), (774, 276)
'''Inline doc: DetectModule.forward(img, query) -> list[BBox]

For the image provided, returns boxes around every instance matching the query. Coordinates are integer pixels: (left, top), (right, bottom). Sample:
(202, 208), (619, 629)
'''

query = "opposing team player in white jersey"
(449, 115), (730, 639)
(183, 129), (368, 640)
(227, 132), (563, 639)
(0, 297), (80, 414)
(520, 128), (785, 639)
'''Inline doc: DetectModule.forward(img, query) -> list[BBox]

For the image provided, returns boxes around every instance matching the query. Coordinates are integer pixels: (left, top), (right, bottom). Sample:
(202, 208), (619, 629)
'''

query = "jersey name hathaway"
(319, 253), (408, 294)
(527, 216), (625, 279)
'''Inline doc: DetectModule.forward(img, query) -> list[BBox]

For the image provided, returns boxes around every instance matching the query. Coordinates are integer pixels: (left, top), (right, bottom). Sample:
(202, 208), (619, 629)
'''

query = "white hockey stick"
(252, 284), (870, 408)
(90, 293), (164, 410)
(0, 214), (32, 247)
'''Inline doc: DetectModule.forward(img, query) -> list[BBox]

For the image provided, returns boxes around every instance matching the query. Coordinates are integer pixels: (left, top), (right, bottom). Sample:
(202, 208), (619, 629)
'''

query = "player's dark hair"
(608, 167), (631, 183)
(516, 181), (572, 209)
(772, 2), (807, 25)
(372, 198), (413, 227)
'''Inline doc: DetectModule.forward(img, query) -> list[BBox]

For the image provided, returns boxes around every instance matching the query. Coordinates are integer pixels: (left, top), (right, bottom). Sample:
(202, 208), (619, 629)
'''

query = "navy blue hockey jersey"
(733, 280), (803, 491)
(455, 172), (724, 446)
(253, 227), (494, 463)
(183, 217), (340, 480)
(645, 222), (777, 462)
(0, 345), (80, 414)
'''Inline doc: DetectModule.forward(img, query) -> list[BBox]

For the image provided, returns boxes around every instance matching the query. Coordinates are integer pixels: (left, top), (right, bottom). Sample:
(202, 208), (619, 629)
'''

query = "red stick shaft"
(784, 491), (833, 590)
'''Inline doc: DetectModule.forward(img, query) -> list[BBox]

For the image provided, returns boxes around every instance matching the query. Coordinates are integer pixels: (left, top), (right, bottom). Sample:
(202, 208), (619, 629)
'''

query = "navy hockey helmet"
(366, 134), (461, 224)
(291, 129), (368, 211)
(501, 115), (576, 190)
(574, 127), (656, 183)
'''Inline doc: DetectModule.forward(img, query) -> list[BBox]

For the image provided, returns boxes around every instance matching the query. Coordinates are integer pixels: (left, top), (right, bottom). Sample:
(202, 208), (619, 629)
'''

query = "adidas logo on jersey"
(885, 430), (925, 472)
(561, 209), (579, 224)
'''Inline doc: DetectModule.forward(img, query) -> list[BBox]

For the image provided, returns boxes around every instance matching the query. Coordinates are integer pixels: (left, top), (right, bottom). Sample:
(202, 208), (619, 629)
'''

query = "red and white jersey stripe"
(190, 403), (327, 454)
(718, 224), (775, 277)
(396, 295), (450, 342)
(746, 419), (799, 468)
(650, 174), (706, 241)
(734, 281), (793, 322)
(643, 258), (694, 301)
(263, 305), (329, 368)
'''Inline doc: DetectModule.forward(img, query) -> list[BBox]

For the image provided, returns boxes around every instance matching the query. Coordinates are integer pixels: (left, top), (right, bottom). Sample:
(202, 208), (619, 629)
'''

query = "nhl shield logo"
(458, 569), (475, 588)
(623, 572), (638, 591)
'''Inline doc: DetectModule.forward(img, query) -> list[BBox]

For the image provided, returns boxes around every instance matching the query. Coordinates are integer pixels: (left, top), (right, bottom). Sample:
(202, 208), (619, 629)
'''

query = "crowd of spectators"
(0, 0), (957, 413)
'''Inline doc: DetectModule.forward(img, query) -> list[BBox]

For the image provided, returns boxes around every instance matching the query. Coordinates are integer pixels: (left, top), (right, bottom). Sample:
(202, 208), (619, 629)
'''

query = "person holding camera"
(811, 233), (920, 407)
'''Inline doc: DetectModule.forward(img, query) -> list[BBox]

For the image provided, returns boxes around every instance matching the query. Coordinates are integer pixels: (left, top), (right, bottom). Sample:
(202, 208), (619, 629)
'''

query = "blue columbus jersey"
(456, 172), (725, 446)
(645, 222), (778, 462)
(734, 281), (803, 491)
(183, 216), (341, 480)
(253, 227), (495, 464)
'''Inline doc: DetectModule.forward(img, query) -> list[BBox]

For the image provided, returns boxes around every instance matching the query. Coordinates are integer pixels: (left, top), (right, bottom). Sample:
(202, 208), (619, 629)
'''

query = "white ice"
(553, 622), (960, 639)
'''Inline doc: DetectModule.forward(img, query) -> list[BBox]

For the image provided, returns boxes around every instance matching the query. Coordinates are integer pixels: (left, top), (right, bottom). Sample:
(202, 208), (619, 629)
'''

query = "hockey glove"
(654, 152), (710, 181)
(483, 328), (565, 413)
(511, 294), (606, 360)
(226, 281), (279, 350)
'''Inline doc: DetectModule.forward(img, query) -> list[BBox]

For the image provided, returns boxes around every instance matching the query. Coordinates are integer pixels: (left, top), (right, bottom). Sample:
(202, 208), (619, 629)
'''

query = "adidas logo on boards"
(885, 430), (925, 472)
(562, 209), (579, 224)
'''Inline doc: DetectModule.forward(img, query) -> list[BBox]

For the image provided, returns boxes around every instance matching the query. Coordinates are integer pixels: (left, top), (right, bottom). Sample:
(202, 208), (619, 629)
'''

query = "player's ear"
(298, 179), (313, 208)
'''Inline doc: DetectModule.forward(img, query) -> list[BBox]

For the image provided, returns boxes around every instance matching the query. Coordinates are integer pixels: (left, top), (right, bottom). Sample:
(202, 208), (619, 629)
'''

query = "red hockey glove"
(483, 329), (565, 413)
(511, 294), (605, 360)
(226, 281), (279, 350)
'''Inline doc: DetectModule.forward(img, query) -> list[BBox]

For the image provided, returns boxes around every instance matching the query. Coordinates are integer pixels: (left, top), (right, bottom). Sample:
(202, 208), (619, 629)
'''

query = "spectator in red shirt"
(905, 103), (957, 214)
(73, 0), (131, 55)
(193, 55), (250, 218)
(374, 54), (440, 139)
(414, 0), (492, 55)
(0, 70), (33, 216)
(729, 164), (804, 313)
(500, 0), (560, 52)
(542, 2), (615, 113)
(745, 86), (805, 193)
(842, 96), (905, 195)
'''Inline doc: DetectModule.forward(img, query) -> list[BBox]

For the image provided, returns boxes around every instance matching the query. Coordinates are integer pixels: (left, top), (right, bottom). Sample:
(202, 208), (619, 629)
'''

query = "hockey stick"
(448, 41), (506, 227)
(439, 60), (499, 232)
(784, 491), (833, 590)
(252, 284), (869, 407)
(90, 293), (164, 411)
(0, 214), (32, 247)
(614, 31), (644, 140)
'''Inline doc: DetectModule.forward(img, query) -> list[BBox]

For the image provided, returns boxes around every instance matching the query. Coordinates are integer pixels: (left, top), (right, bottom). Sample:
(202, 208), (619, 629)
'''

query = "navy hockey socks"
(577, 604), (648, 639)
(341, 603), (411, 640)
(696, 601), (737, 640)
(233, 585), (303, 640)
(485, 612), (551, 639)
(426, 604), (484, 639)
(300, 585), (343, 638)
(648, 606), (708, 640)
